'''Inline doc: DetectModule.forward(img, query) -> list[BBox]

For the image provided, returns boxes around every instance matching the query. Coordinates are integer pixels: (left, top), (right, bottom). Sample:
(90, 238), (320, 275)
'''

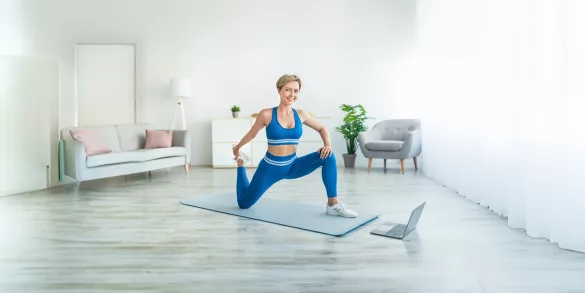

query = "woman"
(231, 74), (358, 218)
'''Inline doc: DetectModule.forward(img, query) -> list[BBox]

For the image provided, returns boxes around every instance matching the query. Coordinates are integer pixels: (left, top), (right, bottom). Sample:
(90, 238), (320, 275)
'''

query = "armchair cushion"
(365, 140), (403, 152)
(358, 119), (422, 160)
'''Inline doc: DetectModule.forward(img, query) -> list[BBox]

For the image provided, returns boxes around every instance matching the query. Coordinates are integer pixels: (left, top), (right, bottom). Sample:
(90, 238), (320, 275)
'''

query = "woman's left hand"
(318, 145), (333, 159)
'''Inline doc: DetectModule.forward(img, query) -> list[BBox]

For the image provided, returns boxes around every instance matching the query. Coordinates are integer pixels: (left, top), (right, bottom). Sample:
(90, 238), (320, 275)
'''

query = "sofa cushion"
(69, 129), (112, 156)
(145, 129), (173, 148)
(365, 140), (404, 152)
(115, 123), (149, 151)
(86, 147), (187, 168)
(61, 125), (122, 152)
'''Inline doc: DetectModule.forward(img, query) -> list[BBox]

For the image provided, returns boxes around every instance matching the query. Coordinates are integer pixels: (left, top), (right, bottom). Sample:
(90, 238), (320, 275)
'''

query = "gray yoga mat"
(180, 193), (379, 237)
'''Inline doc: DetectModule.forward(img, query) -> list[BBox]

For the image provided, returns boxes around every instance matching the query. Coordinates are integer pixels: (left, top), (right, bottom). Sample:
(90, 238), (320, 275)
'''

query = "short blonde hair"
(276, 74), (302, 91)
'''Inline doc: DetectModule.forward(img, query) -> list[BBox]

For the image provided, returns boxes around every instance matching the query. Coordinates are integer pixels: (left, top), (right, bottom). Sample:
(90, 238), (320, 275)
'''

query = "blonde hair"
(276, 74), (302, 91)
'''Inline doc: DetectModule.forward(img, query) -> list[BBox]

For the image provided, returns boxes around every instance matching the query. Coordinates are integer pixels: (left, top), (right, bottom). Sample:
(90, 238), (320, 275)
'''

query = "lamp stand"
(171, 97), (186, 130)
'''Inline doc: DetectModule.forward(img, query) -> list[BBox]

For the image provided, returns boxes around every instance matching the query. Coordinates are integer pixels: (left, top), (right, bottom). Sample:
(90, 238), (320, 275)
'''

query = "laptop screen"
(404, 202), (426, 235)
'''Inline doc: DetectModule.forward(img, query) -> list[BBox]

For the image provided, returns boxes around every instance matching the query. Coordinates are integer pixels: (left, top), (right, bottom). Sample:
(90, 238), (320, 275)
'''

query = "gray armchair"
(358, 119), (422, 173)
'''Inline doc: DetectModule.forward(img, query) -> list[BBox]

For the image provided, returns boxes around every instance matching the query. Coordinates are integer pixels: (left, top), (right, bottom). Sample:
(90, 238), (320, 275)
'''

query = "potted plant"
(335, 104), (371, 168)
(231, 105), (241, 118)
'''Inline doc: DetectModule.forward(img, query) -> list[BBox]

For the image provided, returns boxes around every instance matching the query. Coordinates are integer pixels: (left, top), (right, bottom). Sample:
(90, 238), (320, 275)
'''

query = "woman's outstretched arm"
(233, 109), (270, 154)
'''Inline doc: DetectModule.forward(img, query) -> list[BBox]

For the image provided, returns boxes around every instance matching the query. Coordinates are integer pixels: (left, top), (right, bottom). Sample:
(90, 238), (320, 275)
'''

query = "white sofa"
(60, 123), (191, 183)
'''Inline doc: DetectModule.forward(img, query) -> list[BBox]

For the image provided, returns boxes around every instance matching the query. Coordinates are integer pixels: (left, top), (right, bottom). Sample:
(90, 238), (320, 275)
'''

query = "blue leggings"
(237, 151), (337, 209)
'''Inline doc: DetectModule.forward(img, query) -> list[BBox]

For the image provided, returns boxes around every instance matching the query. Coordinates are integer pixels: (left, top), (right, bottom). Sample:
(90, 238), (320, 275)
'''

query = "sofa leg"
(383, 159), (387, 171)
(413, 157), (418, 171)
(400, 159), (405, 174)
(368, 158), (373, 172)
(184, 164), (189, 174)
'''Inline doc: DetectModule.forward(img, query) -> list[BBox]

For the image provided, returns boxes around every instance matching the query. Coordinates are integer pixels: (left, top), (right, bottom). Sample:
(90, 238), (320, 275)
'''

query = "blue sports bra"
(265, 107), (303, 145)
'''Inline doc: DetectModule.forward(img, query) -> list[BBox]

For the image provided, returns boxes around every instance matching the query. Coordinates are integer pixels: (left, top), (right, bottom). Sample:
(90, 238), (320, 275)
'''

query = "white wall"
(21, 0), (416, 169)
(1, 0), (61, 193)
(0, 55), (59, 196)
(392, 0), (585, 253)
(0, 0), (23, 55)
(75, 44), (136, 126)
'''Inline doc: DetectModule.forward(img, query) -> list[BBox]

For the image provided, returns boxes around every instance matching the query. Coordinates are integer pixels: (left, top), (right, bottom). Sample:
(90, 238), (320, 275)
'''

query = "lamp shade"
(170, 78), (191, 98)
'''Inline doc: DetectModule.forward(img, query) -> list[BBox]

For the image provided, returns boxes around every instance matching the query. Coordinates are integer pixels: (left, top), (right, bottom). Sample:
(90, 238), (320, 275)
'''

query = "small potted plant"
(231, 105), (241, 118)
(335, 104), (371, 167)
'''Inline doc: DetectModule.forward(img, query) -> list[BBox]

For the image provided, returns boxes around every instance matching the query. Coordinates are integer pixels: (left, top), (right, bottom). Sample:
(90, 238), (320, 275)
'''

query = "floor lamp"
(170, 78), (191, 130)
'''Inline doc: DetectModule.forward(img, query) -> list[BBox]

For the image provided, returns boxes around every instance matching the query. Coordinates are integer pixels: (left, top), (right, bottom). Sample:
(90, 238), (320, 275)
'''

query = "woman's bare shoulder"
(295, 109), (312, 121)
(255, 108), (273, 124)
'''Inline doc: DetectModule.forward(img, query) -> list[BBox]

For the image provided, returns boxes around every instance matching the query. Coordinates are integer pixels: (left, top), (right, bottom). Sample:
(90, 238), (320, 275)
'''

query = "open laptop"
(370, 202), (426, 239)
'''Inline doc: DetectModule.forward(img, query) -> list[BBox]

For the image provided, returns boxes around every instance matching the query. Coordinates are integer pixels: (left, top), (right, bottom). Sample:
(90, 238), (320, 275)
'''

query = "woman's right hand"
(232, 144), (240, 160)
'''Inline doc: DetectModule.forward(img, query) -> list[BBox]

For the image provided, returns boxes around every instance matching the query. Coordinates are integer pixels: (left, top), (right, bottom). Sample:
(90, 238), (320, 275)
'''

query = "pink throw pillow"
(144, 130), (173, 149)
(69, 129), (112, 156)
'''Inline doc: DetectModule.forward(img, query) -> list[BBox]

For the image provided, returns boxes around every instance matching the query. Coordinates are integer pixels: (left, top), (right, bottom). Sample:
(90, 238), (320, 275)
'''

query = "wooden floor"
(1, 164), (584, 293)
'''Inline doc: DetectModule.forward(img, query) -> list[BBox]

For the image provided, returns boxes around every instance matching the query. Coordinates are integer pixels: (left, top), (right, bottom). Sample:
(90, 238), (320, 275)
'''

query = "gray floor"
(1, 164), (584, 293)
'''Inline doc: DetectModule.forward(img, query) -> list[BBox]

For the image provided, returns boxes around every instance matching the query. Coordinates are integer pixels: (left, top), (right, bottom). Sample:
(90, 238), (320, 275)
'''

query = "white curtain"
(392, 0), (585, 253)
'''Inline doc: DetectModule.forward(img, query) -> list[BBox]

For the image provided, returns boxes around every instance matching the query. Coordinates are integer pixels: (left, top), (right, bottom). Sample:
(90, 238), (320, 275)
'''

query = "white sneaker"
(326, 201), (358, 218)
(232, 145), (251, 164)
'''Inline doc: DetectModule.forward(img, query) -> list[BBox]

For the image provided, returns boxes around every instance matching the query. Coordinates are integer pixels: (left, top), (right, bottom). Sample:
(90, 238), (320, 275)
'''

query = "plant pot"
(232, 111), (239, 118)
(342, 154), (357, 168)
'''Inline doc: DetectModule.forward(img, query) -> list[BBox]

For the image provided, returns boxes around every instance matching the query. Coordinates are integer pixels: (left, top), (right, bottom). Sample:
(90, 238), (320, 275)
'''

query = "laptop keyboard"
(385, 224), (406, 237)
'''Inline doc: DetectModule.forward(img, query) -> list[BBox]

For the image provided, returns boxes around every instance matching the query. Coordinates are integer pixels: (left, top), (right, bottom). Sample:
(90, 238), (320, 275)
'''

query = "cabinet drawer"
(212, 119), (251, 142)
(251, 141), (268, 166)
(212, 142), (252, 167)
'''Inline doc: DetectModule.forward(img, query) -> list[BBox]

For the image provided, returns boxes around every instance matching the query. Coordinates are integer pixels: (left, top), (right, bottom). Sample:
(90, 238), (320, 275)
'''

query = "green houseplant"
(335, 104), (371, 167)
(231, 105), (241, 118)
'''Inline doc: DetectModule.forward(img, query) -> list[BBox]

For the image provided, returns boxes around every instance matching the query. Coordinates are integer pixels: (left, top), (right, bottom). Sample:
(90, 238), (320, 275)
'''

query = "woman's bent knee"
(325, 152), (336, 162)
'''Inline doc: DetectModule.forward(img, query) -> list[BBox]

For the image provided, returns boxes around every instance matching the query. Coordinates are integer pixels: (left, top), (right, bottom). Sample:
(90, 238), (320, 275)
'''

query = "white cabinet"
(211, 116), (331, 168)
(251, 141), (268, 166)
(211, 119), (251, 142)
(211, 142), (252, 167)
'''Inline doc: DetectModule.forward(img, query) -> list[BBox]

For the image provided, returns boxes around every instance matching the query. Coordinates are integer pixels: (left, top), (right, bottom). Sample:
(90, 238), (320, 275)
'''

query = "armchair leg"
(184, 164), (189, 174)
(400, 159), (405, 174)
(383, 159), (387, 172)
(368, 158), (373, 172)
(413, 157), (418, 171)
